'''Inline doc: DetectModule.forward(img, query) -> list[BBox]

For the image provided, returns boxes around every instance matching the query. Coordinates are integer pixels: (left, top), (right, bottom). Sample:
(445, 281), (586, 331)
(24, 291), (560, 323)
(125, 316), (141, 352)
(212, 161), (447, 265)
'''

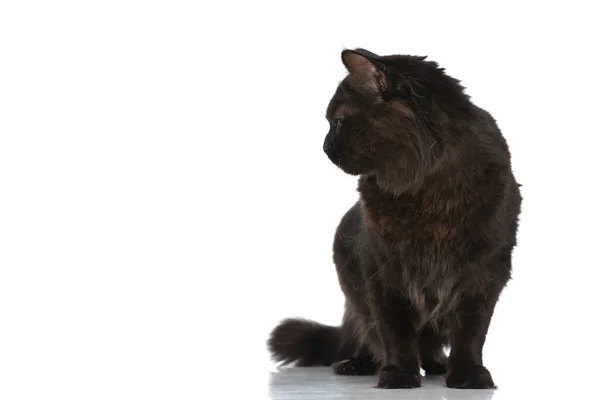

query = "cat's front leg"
(446, 283), (504, 389)
(367, 281), (421, 389)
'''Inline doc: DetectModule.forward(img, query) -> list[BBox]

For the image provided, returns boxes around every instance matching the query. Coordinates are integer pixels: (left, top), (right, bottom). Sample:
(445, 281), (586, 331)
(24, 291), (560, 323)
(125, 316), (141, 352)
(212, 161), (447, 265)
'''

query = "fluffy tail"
(267, 318), (343, 366)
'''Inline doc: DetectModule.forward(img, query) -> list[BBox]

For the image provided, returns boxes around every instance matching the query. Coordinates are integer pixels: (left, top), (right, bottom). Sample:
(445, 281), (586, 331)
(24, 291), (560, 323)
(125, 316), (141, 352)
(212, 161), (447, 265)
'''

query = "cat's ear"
(341, 49), (387, 95)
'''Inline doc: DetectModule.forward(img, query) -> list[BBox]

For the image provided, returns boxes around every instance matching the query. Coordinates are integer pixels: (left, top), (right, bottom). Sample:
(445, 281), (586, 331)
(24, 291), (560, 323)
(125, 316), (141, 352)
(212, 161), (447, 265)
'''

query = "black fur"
(268, 48), (521, 390)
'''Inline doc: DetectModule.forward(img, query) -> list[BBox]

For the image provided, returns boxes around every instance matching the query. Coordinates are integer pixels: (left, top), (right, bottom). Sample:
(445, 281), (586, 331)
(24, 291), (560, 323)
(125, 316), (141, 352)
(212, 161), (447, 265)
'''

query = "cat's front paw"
(376, 365), (421, 389)
(333, 358), (378, 376)
(446, 365), (496, 389)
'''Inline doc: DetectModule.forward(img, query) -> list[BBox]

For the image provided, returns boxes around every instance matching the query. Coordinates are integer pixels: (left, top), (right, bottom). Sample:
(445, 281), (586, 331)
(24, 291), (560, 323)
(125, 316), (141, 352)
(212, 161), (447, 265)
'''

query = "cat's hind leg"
(333, 352), (379, 376)
(419, 322), (448, 376)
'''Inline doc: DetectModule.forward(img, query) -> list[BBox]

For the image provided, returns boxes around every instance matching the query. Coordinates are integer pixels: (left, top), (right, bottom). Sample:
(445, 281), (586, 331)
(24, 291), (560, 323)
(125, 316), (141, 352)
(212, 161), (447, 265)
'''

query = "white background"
(1, 1), (599, 399)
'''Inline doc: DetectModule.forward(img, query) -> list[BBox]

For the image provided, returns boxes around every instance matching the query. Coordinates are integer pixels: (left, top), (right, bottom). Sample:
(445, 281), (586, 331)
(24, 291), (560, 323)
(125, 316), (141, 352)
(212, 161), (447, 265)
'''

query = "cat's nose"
(323, 133), (334, 155)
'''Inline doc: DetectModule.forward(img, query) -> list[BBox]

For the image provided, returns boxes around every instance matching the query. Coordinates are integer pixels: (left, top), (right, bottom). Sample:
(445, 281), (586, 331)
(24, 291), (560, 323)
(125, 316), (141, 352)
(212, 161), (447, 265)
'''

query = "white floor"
(269, 367), (492, 400)
(267, 366), (570, 400)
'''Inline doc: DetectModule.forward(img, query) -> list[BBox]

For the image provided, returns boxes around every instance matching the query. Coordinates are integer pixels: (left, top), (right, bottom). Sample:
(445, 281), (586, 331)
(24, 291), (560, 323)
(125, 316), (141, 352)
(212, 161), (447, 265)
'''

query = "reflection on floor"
(269, 367), (496, 400)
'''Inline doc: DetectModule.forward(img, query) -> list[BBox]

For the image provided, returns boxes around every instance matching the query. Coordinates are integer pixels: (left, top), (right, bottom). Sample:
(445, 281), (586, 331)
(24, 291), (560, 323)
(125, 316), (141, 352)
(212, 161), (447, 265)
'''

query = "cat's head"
(323, 48), (472, 191)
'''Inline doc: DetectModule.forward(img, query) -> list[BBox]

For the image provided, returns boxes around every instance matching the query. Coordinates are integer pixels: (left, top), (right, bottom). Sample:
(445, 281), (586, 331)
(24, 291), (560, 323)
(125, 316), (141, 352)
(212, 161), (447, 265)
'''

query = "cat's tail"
(267, 318), (344, 366)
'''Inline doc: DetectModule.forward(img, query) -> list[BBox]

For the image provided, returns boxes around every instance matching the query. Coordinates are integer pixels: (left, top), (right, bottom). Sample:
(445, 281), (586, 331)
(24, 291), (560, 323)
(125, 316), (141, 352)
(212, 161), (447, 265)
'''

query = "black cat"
(268, 48), (521, 389)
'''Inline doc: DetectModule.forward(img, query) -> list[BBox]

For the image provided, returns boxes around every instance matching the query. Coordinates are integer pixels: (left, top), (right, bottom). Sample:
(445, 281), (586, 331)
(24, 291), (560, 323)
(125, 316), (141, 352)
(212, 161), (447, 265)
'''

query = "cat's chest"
(364, 199), (466, 258)
(367, 212), (468, 316)
(377, 253), (466, 324)
(358, 176), (472, 252)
